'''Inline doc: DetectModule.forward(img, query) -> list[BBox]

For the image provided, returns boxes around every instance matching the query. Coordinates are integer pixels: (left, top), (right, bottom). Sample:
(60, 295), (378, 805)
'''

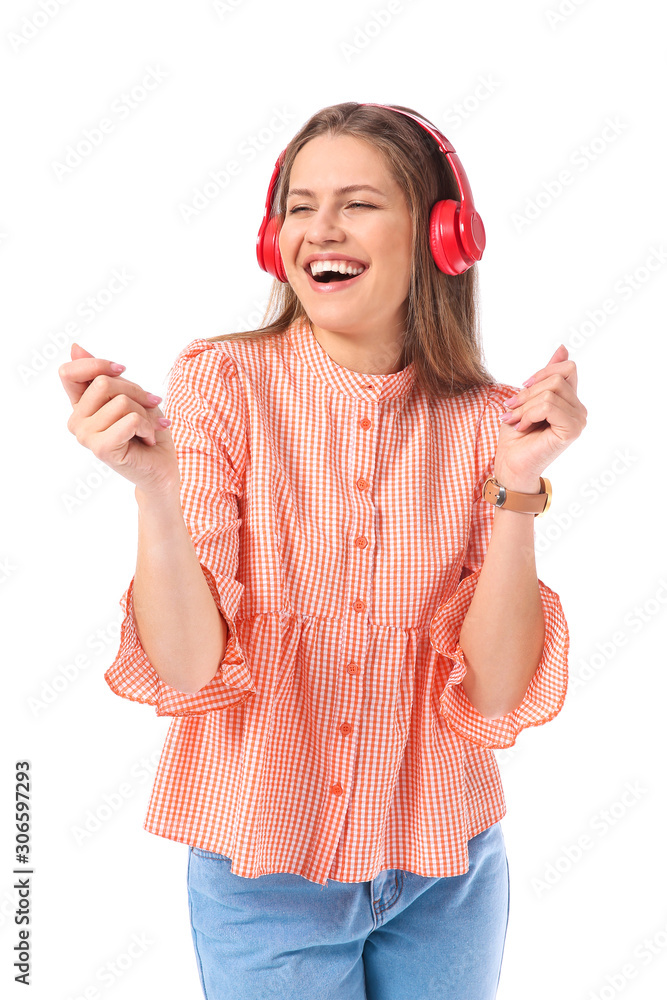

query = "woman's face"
(278, 134), (413, 350)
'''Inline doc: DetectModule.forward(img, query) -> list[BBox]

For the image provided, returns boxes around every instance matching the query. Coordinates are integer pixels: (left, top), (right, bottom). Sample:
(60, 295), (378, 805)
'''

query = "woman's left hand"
(493, 344), (587, 488)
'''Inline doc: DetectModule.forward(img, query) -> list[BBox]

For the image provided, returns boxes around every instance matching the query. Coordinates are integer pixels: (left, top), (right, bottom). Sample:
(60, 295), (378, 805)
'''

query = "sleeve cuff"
(103, 568), (256, 717)
(428, 568), (569, 749)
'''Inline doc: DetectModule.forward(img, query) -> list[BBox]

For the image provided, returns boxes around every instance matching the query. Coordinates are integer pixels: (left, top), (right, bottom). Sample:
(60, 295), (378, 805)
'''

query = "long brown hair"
(207, 101), (497, 400)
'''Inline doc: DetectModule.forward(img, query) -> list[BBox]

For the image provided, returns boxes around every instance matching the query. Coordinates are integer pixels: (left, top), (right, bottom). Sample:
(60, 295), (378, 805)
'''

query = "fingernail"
(157, 417), (171, 427)
(146, 393), (162, 405)
(522, 376), (535, 387)
(110, 363), (126, 373)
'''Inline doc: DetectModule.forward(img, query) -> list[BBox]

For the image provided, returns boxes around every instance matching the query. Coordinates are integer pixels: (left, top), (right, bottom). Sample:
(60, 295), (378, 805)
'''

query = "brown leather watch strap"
(482, 476), (552, 516)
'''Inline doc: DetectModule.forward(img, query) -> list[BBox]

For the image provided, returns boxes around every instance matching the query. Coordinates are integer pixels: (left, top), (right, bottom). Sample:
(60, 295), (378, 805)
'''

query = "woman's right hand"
(59, 343), (181, 497)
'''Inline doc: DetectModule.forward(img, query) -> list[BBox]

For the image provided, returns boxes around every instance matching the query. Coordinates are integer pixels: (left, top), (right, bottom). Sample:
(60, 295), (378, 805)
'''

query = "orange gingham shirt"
(105, 315), (569, 886)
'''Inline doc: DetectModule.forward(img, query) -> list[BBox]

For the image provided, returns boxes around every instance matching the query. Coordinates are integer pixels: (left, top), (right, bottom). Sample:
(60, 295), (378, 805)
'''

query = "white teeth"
(308, 260), (365, 277)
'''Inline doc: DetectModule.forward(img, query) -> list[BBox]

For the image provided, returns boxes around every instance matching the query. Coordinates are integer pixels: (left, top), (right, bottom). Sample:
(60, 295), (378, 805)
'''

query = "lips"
(303, 265), (369, 294)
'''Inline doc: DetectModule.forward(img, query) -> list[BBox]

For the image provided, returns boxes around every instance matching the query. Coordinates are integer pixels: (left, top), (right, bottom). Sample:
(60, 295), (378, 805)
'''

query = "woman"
(59, 102), (586, 999)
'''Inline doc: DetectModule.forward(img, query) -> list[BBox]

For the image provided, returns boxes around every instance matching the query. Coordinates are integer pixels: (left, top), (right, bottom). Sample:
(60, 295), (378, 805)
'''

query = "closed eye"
(288, 202), (376, 214)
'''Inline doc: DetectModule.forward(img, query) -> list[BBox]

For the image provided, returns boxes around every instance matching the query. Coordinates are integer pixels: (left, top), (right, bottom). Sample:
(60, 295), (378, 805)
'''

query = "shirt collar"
(286, 315), (416, 402)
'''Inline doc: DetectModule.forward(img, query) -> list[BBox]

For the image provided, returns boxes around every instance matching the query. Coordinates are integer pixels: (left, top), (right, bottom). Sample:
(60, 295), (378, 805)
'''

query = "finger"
(506, 374), (580, 411)
(66, 378), (164, 443)
(59, 346), (128, 407)
(504, 393), (582, 435)
(71, 342), (95, 359)
(546, 344), (568, 367)
(93, 410), (161, 466)
(77, 392), (164, 449)
(523, 357), (578, 393)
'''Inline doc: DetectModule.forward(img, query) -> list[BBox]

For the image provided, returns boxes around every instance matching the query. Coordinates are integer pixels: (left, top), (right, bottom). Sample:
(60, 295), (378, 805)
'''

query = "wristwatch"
(482, 476), (552, 517)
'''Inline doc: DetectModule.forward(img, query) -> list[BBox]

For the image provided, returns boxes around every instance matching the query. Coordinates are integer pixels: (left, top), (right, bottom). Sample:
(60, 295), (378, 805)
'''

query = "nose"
(303, 203), (345, 245)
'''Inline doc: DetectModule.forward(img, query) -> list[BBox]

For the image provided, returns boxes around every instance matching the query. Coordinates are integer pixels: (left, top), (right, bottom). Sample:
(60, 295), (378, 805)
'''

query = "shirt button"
(347, 662), (359, 675)
(354, 536), (368, 548)
(356, 477), (369, 491)
(360, 417), (371, 430)
(339, 723), (351, 736)
(353, 599), (366, 613)
(331, 783), (343, 796)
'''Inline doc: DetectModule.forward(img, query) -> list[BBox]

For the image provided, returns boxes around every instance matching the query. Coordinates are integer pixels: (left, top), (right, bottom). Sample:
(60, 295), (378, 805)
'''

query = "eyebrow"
(286, 184), (387, 199)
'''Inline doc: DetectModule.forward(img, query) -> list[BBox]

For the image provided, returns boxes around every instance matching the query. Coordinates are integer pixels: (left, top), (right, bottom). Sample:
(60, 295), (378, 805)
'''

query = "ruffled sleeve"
(428, 382), (569, 749)
(104, 338), (257, 717)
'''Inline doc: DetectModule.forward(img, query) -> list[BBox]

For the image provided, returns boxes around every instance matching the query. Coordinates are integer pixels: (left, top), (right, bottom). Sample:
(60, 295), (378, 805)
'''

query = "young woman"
(59, 102), (586, 1000)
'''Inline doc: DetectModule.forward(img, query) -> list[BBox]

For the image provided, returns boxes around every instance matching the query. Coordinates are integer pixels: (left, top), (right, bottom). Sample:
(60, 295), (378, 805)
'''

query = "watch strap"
(482, 476), (552, 516)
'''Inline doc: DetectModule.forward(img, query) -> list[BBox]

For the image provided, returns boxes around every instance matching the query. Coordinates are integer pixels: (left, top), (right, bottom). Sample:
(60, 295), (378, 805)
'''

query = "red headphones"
(256, 102), (486, 283)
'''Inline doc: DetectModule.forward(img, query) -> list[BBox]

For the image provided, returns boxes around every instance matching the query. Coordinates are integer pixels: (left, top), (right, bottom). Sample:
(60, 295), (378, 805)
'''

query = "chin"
(306, 306), (363, 327)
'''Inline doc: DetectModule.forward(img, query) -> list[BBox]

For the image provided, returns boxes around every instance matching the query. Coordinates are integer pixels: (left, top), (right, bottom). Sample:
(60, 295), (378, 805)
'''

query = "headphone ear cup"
(429, 199), (470, 275)
(258, 214), (289, 283)
(463, 210), (486, 261)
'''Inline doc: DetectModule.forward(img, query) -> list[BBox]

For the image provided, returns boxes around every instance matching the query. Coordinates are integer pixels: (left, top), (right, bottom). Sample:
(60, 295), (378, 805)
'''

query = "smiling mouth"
(304, 261), (369, 286)
(303, 258), (369, 280)
(303, 266), (369, 291)
(311, 270), (355, 282)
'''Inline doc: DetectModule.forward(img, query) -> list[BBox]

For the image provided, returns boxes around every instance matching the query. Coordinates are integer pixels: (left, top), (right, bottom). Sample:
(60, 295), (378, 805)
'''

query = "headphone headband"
(256, 102), (485, 280)
(362, 103), (475, 215)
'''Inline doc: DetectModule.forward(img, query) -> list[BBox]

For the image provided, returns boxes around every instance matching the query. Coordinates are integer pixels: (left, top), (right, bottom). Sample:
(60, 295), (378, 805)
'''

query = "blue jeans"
(187, 821), (510, 1000)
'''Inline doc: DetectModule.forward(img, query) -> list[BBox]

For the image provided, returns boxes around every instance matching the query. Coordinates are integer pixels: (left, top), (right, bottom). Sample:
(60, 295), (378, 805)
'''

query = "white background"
(2, 1), (666, 997)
